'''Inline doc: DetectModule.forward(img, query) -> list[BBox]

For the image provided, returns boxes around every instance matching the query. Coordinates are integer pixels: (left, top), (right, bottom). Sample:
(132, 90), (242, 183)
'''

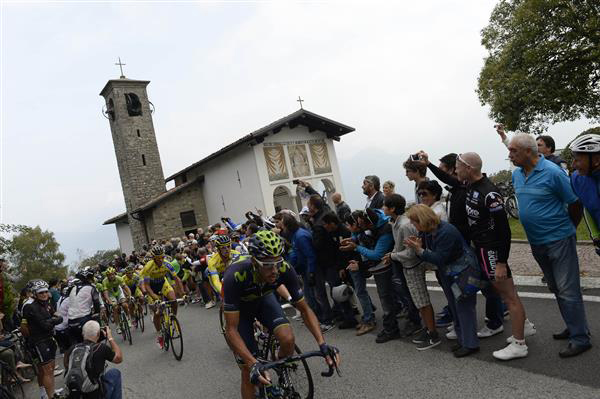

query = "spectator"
(405, 205), (479, 358)
(54, 286), (71, 354)
(508, 133), (591, 358)
(22, 280), (64, 398)
(64, 320), (123, 399)
(319, 213), (359, 329)
(342, 212), (377, 334)
(48, 279), (61, 309)
(331, 192), (352, 223)
(417, 152), (469, 240)
(403, 158), (428, 204)
(568, 134), (600, 254)
(382, 180), (395, 197)
(341, 209), (396, 341)
(362, 175), (384, 209)
(456, 152), (535, 360)
(416, 180), (447, 221)
(383, 194), (436, 349)
(277, 213), (323, 324)
(304, 189), (336, 331)
(495, 124), (567, 171)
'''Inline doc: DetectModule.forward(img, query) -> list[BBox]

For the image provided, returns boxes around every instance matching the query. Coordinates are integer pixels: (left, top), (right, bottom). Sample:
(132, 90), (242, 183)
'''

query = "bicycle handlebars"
(258, 350), (341, 378)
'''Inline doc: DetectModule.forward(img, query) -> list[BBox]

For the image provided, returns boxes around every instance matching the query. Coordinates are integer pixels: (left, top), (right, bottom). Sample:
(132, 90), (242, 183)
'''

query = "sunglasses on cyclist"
(254, 258), (284, 269)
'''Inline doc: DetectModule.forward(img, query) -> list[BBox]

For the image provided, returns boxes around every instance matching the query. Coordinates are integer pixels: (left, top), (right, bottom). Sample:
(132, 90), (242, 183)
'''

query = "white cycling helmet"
(569, 134), (600, 153)
(331, 284), (354, 303)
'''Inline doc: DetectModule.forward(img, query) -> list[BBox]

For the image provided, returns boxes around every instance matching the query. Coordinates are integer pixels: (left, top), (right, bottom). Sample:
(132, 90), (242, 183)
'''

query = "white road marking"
(365, 283), (600, 303)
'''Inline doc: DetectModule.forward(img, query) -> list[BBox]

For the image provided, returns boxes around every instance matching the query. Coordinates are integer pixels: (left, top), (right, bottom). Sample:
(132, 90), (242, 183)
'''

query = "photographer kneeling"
(64, 321), (123, 399)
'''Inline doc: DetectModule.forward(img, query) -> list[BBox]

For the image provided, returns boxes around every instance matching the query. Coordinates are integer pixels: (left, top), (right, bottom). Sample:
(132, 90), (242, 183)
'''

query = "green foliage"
(560, 126), (600, 171)
(7, 226), (67, 290)
(509, 217), (589, 241)
(0, 223), (31, 257)
(78, 249), (121, 270)
(489, 169), (513, 184)
(477, 0), (600, 133)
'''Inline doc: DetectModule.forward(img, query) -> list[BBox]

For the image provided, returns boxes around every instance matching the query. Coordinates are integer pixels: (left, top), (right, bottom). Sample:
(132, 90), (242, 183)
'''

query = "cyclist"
(140, 244), (183, 348)
(67, 267), (104, 344)
(569, 133), (600, 255)
(102, 267), (132, 333)
(122, 265), (145, 325)
(206, 234), (241, 309)
(222, 230), (340, 399)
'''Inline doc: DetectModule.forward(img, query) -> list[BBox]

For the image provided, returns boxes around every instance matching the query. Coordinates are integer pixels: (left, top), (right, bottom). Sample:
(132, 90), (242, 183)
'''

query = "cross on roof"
(115, 57), (126, 79)
(297, 96), (304, 109)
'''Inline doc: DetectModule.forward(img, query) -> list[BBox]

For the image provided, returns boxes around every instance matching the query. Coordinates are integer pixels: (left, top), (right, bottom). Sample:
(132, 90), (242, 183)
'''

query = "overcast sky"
(1, 1), (594, 264)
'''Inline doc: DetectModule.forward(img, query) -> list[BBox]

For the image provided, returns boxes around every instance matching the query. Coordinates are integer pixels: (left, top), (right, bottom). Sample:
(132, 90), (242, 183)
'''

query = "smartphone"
(410, 154), (420, 161)
(292, 179), (300, 184)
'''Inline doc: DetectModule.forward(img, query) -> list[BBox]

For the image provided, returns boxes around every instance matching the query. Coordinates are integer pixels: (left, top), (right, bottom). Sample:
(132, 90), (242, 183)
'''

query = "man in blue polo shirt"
(508, 133), (591, 358)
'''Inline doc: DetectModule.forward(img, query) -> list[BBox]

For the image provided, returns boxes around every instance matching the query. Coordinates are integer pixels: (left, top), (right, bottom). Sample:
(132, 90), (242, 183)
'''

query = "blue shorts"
(237, 293), (289, 358)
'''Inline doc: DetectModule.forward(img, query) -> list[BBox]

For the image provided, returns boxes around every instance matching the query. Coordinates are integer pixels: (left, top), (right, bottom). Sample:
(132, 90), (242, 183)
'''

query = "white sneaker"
(445, 329), (457, 340)
(446, 323), (454, 332)
(506, 319), (537, 343)
(205, 300), (216, 309)
(478, 325), (504, 338)
(493, 342), (528, 360)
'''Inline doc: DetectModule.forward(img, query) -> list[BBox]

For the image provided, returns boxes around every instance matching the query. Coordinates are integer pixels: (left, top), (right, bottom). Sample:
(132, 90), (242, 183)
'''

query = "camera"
(410, 153), (420, 162)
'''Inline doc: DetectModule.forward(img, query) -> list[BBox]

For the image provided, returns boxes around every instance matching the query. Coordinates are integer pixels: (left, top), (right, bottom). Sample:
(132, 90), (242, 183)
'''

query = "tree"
(7, 226), (67, 290)
(477, 0), (600, 133)
(489, 169), (513, 184)
(560, 126), (600, 171)
(0, 223), (31, 257)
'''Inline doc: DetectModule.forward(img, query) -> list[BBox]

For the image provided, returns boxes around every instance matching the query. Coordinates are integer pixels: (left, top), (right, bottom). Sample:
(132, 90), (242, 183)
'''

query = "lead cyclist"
(222, 230), (340, 399)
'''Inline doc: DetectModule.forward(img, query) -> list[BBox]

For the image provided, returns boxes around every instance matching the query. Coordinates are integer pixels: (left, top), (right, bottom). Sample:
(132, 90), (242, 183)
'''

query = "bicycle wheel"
(266, 342), (313, 399)
(169, 317), (184, 361)
(120, 309), (132, 345)
(506, 195), (519, 219)
(138, 304), (145, 333)
(162, 313), (170, 352)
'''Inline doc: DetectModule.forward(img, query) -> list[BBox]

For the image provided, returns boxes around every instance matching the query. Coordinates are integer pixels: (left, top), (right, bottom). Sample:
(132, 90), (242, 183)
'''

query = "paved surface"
(508, 242), (599, 277)
(25, 284), (600, 399)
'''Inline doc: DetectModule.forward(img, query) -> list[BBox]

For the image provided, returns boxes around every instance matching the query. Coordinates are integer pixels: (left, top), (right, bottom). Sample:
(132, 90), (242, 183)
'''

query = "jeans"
(392, 263), (421, 325)
(373, 268), (399, 334)
(439, 270), (479, 349)
(102, 368), (122, 399)
(531, 235), (591, 347)
(349, 270), (375, 324)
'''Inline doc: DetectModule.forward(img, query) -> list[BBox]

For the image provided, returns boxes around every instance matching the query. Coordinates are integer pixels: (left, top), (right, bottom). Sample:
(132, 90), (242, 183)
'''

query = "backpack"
(65, 343), (100, 397)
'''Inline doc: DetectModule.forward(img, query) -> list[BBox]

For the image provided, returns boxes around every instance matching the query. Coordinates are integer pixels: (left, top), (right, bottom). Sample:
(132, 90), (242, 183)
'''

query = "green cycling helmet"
(248, 230), (284, 259)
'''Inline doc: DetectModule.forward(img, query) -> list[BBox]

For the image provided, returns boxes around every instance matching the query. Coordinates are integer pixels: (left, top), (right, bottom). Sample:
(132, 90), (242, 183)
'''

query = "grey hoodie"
(389, 214), (422, 268)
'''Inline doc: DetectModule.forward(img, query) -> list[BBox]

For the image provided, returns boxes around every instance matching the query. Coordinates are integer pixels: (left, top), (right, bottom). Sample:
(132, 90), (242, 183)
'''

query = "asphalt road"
(26, 284), (600, 399)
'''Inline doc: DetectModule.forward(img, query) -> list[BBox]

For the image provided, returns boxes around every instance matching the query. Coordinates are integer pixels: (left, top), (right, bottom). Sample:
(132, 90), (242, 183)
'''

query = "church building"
(101, 75), (355, 253)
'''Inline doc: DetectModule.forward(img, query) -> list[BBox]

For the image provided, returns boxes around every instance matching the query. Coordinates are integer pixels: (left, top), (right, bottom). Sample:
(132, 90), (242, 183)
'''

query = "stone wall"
(146, 181), (209, 241)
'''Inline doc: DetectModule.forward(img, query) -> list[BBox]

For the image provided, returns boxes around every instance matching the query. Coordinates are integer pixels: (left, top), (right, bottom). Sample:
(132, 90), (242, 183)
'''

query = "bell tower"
(100, 68), (166, 250)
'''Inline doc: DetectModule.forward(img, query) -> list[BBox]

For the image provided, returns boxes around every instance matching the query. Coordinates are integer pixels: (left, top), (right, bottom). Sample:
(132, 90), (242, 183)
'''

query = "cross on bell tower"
(115, 57), (126, 79)
(297, 96), (304, 109)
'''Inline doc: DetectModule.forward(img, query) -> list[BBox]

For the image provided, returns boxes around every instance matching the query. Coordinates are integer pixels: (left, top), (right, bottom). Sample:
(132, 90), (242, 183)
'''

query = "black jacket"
(23, 299), (61, 344)
(335, 201), (352, 222)
(427, 163), (470, 242)
(366, 191), (384, 210)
